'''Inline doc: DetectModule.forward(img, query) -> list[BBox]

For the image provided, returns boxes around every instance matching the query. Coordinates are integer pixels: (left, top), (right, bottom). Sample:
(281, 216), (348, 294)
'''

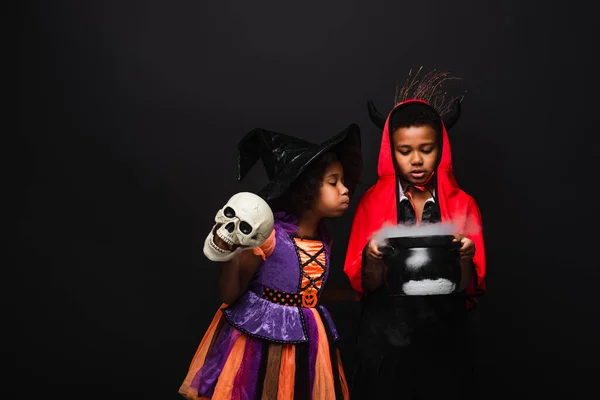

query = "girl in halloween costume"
(344, 69), (486, 399)
(179, 124), (362, 400)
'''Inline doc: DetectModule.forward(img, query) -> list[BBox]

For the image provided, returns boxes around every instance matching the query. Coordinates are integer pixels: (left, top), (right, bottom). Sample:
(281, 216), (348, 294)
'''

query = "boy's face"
(313, 160), (350, 218)
(391, 124), (439, 185)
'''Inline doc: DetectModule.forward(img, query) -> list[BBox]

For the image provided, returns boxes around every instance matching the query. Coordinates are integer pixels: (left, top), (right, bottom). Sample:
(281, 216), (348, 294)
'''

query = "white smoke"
(402, 279), (456, 295)
(405, 250), (431, 271)
(372, 222), (458, 243)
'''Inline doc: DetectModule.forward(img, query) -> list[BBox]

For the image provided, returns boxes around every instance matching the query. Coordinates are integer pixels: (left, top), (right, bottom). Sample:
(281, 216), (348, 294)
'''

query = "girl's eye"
(398, 150), (410, 156)
(329, 181), (337, 186)
(422, 149), (432, 154)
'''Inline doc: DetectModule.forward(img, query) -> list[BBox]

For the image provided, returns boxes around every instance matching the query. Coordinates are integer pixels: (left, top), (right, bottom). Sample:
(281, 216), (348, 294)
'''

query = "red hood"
(344, 99), (486, 308)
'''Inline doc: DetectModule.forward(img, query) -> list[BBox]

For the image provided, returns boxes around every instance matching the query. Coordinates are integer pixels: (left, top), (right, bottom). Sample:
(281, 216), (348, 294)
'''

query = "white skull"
(203, 192), (274, 262)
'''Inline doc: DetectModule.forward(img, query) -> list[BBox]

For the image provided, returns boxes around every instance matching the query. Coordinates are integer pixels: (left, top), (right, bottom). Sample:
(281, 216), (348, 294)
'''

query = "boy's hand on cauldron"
(453, 234), (475, 259)
(366, 239), (385, 260)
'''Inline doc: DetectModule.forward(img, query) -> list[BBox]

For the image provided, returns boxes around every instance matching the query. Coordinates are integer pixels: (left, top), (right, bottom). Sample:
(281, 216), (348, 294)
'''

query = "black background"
(16, 0), (598, 398)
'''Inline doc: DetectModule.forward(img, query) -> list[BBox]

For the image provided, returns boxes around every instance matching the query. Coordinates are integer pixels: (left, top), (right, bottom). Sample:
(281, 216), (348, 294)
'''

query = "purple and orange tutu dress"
(179, 214), (349, 400)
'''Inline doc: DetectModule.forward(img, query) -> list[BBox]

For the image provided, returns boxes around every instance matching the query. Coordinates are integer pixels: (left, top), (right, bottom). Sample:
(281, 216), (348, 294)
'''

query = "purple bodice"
(221, 216), (339, 343)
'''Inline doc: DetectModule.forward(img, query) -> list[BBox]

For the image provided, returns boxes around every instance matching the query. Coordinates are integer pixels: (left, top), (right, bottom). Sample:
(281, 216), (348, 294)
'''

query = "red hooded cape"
(343, 99), (486, 308)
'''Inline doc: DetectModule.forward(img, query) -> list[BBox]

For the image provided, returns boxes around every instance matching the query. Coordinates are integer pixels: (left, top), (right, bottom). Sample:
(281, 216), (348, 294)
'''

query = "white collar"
(397, 177), (435, 203)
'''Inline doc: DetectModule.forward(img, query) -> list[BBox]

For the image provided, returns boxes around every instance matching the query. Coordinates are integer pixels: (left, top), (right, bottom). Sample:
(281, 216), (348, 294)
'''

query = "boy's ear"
(367, 100), (387, 131)
(442, 98), (461, 131)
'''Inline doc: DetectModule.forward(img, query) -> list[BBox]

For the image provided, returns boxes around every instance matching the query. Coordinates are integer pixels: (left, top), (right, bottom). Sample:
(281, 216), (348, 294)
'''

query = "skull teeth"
(216, 231), (235, 246)
(210, 236), (230, 253)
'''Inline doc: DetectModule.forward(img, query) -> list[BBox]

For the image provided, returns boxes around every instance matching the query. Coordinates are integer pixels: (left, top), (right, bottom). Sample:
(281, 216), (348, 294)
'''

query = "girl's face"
(392, 125), (439, 185)
(312, 160), (350, 218)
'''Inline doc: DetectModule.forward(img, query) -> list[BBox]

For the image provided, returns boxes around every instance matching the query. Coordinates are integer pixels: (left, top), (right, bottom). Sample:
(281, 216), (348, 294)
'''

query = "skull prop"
(203, 192), (274, 262)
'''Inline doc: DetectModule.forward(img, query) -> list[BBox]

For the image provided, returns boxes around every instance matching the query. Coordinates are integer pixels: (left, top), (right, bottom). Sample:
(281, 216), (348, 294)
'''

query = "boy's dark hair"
(269, 151), (339, 217)
(389, 103), (442, 138)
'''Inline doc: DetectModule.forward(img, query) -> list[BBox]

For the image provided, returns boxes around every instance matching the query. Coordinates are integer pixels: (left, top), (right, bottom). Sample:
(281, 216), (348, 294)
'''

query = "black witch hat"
(237, 124), (362, 202)
(367, 67), (464, 131)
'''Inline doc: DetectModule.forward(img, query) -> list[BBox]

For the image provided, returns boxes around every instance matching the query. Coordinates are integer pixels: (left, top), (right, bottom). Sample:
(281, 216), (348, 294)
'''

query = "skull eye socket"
(224, 207), (235, 218)
(239, 221), (253, 235)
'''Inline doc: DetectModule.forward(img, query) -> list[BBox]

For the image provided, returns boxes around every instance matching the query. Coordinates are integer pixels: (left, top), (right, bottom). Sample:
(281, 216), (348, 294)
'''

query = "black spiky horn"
(367, 100), (387, 130)
(442, 98), (461, 130)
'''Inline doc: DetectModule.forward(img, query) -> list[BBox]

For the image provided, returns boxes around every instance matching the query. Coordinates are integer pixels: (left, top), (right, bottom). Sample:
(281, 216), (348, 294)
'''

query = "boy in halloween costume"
(343, 69), (486, 399)
(179, 123), (363, 400)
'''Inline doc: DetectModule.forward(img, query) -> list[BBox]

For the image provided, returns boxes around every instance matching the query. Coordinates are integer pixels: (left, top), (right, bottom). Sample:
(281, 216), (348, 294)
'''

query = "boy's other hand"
(367, 238), (385, 260)
(453, 234), (475, 259)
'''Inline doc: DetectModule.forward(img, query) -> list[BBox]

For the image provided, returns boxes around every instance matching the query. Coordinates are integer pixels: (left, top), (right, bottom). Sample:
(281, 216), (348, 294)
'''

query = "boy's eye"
(329, 181), (337, 186)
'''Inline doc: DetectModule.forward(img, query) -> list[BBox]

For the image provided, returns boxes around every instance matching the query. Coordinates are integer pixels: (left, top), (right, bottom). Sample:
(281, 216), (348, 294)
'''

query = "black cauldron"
(381, 235), (462, 296)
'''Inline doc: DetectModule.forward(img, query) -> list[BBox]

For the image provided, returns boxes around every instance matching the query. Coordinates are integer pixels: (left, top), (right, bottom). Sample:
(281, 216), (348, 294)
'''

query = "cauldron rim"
(383, 234), (458, 250)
